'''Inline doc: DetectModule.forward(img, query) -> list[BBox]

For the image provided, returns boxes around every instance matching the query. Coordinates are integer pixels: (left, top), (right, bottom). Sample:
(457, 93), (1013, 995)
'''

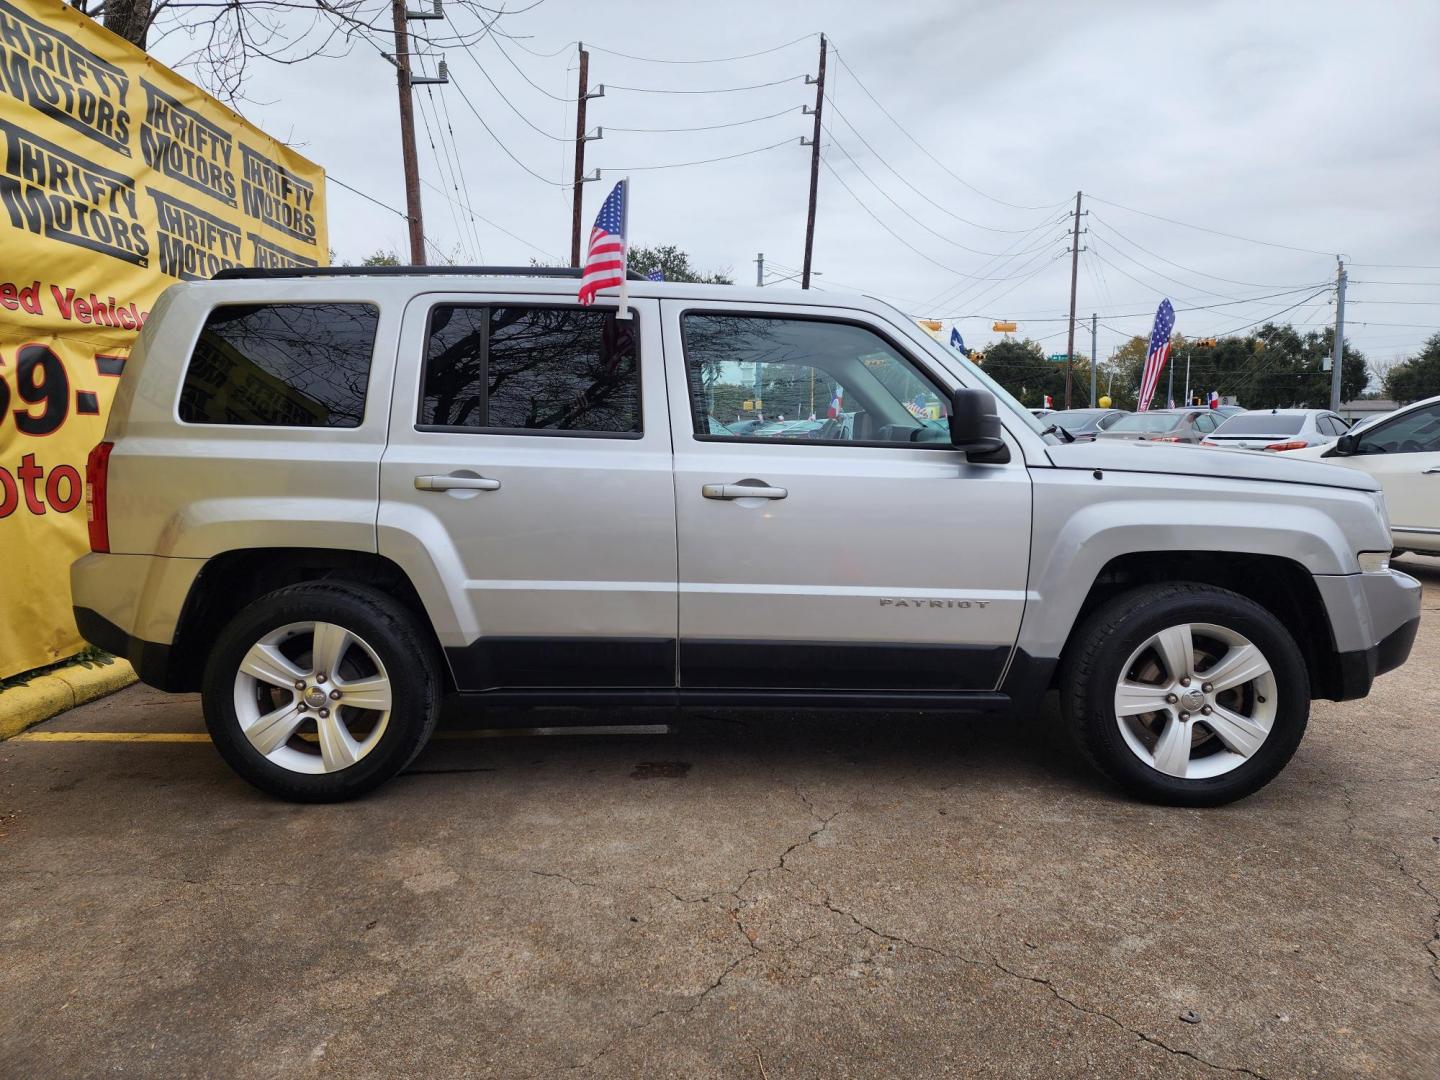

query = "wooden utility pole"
(1063, 190), (1083, 408)
(570, 45), (591, 267)
(800, 34), (826, 289)
(391, 0), (425, 265)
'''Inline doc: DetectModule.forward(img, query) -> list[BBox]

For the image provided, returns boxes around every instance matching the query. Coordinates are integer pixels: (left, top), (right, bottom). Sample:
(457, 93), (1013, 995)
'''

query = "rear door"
(661, 301), (1032, 695)
(379, 295), (678, 691)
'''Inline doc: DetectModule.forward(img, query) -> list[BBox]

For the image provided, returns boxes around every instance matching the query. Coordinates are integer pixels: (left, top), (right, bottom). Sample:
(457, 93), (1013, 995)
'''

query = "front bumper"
(1316, 568), (1423, 701)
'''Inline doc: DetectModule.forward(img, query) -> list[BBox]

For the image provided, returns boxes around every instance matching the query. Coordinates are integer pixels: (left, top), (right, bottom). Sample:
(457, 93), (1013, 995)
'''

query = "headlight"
(1358, 551), (1391, 574)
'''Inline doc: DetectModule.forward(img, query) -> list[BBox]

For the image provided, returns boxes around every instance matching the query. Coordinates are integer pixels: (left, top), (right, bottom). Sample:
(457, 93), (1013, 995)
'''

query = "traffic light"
(970, 351), (985, 364)
(1195, 337), (1217, 348)
(917, 319), (943, 334)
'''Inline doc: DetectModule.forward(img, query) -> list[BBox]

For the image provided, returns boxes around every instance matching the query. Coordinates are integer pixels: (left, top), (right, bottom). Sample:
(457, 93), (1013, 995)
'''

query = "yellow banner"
(0, 0), (328, 677)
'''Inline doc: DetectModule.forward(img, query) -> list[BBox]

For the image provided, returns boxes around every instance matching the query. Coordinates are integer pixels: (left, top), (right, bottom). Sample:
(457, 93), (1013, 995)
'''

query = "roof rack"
(211, 265), (648, 281)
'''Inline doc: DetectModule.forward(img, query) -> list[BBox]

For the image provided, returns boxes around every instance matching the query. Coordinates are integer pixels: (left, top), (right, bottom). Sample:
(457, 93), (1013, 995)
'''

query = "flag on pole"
(579, 179), (628, 306)
(645, 269), (664, 281)
(1137, 299), (1175, 412)
(949, 327), (966, 354)
(827, 386), (844, 418)
(1209, 390), (1220, 409)
(1043, 394), (1054, 409)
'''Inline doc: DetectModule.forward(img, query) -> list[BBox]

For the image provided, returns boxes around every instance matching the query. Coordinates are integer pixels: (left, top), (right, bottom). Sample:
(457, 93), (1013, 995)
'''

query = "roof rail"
(211, 265), (648, 281)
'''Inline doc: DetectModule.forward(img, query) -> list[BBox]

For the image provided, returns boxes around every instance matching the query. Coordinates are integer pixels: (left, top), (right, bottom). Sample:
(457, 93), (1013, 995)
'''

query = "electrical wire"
(457, 48), (572, 140)
(448, 73), (571, 186)
(827, 45), (1067, 213)
(822, 126), (1064, 258)
(417, 175), (564, 262)
(504, 32), (817, 64)
(1085, 194), (1337, 258)
(328, 175), (410, 220)
(606, 106), (802, 134)
(604, 74), (806, 94)
(1089, 215), (1326, 290)
(488, 33), (574, 101)
(598, 138), (799, 173)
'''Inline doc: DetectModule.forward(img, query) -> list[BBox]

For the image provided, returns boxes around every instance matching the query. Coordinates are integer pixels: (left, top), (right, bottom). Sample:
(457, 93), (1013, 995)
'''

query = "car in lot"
(1097, 407), (1222, 444)
(72, 267), (1420, 806)
(1201, 408), (1350, 452)
(1289, 394), (1440, 555)
(1047, 408), (1128, 441)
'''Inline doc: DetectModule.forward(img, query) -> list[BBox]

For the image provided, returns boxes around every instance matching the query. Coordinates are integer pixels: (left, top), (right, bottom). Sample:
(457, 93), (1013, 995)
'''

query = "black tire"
(202, 581), (442, 802)
(1059, 582), (1310, 807)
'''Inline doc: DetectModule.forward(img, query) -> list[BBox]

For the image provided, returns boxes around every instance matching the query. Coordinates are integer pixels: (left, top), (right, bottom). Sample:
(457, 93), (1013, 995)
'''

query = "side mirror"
(948, 387), (1008, 460)
(1328, 432), (1359, 457)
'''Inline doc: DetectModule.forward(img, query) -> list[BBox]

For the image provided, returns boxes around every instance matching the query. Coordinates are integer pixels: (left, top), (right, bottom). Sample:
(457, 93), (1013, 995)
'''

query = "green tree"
(627, 244), (731, 285)
(978, 338), (1096, 408)
(1382, 333), (1440, 403)
(361, 250), (401, 267)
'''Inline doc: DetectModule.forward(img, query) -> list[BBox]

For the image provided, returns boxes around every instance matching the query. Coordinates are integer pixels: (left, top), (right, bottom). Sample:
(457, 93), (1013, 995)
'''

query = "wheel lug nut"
(319, 708), (330, 718)
(1179, 711), (1190, 721)
(1179, 676), (1191, 687)
(294, 680), (305, 690)
(297, 702), (308, 711)
(316, 673), (327, 683)
(1165, 693), (1179, 704)
(330, 689), (342, 700)
(1201, 705), (1213, 715)
(1201, 682), (1213, 693)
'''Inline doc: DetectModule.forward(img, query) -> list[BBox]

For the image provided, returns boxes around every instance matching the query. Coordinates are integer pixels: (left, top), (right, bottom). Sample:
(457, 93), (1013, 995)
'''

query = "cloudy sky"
(151, 0), (1440, 376)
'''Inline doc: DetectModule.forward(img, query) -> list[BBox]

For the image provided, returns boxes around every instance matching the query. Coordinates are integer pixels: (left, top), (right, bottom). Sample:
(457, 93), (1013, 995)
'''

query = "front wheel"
(202, 581), (442, 802)
(1060, 582), (1310, 806)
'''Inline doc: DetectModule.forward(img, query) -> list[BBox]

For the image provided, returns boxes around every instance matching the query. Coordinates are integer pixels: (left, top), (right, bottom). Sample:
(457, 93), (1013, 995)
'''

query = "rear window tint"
(179, 303), (378, 427)
(1215, 414), (1305, 435)
(1109, 412), (1186, 433)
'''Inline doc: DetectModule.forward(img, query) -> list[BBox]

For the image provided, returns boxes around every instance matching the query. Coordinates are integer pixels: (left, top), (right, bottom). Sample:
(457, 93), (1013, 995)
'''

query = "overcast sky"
(152, 0), (1440, 378)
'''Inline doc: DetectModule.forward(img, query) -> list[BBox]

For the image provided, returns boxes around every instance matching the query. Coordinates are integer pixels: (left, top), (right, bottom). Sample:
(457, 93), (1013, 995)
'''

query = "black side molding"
(72, 607), (179, 691)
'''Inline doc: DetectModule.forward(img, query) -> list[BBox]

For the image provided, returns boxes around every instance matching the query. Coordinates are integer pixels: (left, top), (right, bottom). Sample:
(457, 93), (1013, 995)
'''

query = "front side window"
(179, 303), (378, 427)
(421, 305), (640, 435)
(681, 314), (949, 446)
(1356, 402), (1440, 454)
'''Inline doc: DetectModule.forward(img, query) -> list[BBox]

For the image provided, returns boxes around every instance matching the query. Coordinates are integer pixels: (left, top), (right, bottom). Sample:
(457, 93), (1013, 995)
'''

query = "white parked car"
(1290, 395), (1440, 555)
(1202, 408), (1350, 452)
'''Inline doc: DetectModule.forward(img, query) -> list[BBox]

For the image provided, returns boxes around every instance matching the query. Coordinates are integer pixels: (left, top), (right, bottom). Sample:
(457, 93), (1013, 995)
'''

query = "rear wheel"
(1060, 582), (1310, 806)
(202, 581), (442, 802)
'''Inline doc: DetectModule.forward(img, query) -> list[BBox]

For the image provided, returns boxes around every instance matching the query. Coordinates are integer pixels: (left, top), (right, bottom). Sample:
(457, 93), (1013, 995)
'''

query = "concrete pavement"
(2, 558), (1437, 1078)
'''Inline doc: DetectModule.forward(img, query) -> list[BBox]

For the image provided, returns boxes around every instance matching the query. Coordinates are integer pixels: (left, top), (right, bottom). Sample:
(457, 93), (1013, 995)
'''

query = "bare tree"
(68, 0), (536, 104)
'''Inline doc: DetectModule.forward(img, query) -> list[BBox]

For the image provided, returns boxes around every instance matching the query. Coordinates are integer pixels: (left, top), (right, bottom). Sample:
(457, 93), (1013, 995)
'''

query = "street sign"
(1047, 353), (1074, 362)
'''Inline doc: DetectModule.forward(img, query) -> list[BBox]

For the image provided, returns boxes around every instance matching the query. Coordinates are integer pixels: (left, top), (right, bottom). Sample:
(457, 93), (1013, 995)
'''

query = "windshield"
(1053, 410), (1104, 431)
(1108, 412), (1185, 433)
(1214, 414), (1305, 435)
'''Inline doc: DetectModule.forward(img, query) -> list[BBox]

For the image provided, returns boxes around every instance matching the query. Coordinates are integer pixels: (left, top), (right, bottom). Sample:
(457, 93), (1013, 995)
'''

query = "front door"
(662, 301), (1032, 695)
(1346, 400), (1440, 546)
(379, 295), (677, 691)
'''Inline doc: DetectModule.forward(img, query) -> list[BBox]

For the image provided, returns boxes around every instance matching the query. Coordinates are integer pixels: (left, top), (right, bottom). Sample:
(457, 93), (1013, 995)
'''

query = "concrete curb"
(0, 658), (137, 741)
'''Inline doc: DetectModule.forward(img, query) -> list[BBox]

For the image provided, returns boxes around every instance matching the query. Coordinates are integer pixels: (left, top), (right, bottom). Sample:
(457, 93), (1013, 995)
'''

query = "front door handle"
(1423, 466), (1440, 475)
(415, 474), (501, 492)
(702, 482), (788, 500)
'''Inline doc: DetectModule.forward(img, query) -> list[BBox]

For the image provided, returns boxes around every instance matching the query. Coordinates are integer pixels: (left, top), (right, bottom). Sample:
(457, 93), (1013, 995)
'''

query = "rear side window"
(421, 305), (640, 435)
(179, 303), (378, 427)
(1214, 413), (1305, 436)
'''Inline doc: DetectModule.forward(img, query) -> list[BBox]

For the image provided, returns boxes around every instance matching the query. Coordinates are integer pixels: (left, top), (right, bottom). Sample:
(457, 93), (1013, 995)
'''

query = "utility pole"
(386, 0), (447, 265)
(1329, 258), (1347, 412)
(1184, 346), (1192, 407)
(756, 252), (764, 286)
(800, 34), (826, 289)
(569, 46), (604, 266)
(1063, 191), (1084, 408)
(1167, 356), (1174, 408)
(1089, 313), (1097, 406)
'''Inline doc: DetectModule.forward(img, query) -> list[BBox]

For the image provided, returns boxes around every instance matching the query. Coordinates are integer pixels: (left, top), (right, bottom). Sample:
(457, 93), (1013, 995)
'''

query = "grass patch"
(0, 647), (116, 693)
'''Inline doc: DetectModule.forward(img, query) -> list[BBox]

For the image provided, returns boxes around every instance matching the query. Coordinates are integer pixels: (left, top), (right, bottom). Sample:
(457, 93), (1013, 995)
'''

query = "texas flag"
(827, 386), (844, 418)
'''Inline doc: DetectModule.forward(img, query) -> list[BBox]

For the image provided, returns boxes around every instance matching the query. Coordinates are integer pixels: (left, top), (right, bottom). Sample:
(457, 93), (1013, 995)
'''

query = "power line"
(1087, 234), (1244, 304)
(328, 174), (410, 220)
(1089, 215), (1323, 290)
(599, 138), (799, 173)
(604, 74), (806, 94)
(505, 32), (817, 64)
(1086, 194), (1337, 257)
(827, 45), (1067, 213)
(455, 48), (571, 140)
(416, 175), (563, 262)
(823, 97), (1055, 234)
(822, 126), (1063, 258)
(606, 106), (802, 134)
(448, 72), (570, 186)
(488, 33), (573, 101)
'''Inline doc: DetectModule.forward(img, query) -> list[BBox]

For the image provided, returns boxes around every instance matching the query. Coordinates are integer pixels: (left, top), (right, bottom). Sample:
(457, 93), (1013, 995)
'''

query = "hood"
(1043, 439), (1380, 492)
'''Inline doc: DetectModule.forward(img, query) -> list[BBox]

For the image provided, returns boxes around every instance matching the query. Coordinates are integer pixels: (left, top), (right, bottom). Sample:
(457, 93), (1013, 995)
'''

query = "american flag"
(578, 180), (627, 305)
(645, 269), (664, 281)
(1137, 298), (1175, 412)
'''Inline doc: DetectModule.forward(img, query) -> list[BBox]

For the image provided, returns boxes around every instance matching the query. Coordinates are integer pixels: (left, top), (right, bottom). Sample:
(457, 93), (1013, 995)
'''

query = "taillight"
(85, 441), (113, 553)
(1264, 440), (1308, 452)
(1200, 439), (1219, 447)
(1154, 436), (1182, 443)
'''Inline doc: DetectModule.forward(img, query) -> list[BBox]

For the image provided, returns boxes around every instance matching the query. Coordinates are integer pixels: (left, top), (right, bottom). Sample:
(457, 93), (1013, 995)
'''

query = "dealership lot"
(1, 558), (1436, 1079)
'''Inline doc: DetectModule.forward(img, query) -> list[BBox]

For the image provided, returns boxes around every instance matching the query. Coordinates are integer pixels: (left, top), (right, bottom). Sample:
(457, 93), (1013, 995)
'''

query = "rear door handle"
(1423, 466), (1440, 475)
(415, 474), (501, 492)
(702, 482), (788, 500)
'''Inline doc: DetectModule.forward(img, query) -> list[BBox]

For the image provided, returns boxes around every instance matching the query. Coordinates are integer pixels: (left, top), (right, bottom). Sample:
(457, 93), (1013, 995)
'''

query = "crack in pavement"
(817, 895), (1273, 1080)
(1389, 851), (1440, 987)
(529, 870), (601, 890)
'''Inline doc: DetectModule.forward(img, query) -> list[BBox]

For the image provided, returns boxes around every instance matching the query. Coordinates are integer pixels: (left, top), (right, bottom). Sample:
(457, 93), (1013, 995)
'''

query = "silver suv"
(71, 268), (1421, 805)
